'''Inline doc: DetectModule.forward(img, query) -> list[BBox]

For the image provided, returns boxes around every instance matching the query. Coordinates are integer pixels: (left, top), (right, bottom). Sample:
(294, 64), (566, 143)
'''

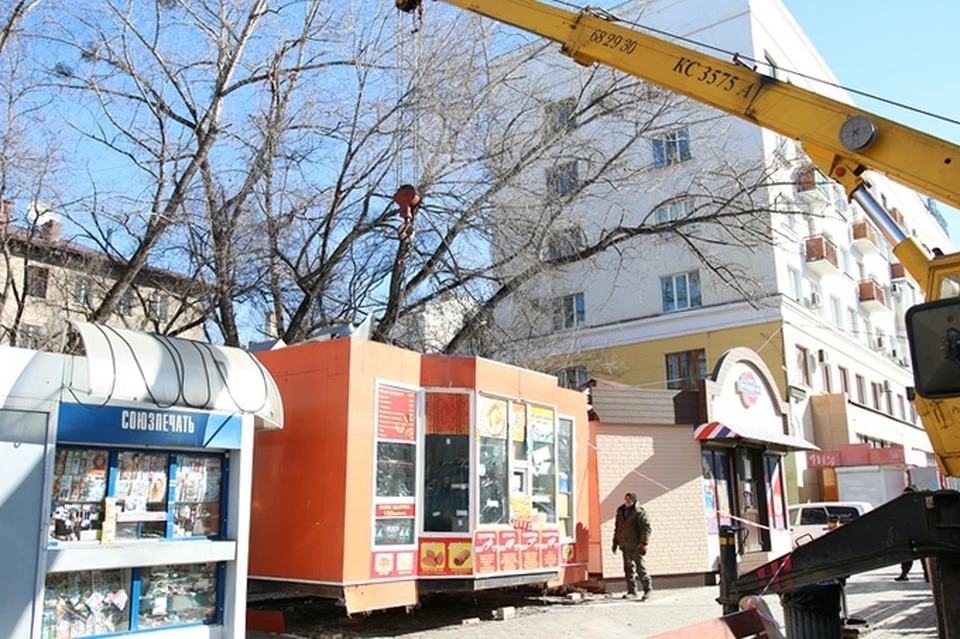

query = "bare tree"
(1, 2), (806, 360)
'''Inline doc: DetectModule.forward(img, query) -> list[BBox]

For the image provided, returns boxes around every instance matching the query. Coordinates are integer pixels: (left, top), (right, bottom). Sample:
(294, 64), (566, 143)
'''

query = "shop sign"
(806, 450), (840, 468)
(540, 530), (560, 568)
(371, 550), (417, 580)
(474, 531), (498, 574)
(561, 542), (577, 565)
(497, 530), (520, 572)
(735, 371), (763, 408)
(520, 530), (541, 570)
(417, 538), (473, 576)
(375, 504), (415, 518)
(377, 386), (417, 442)
(57, 403), (242, 449)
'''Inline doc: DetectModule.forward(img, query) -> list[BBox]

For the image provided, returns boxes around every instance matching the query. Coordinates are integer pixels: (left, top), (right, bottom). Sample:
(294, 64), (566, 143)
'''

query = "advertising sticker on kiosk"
(371, 383), (419, 580)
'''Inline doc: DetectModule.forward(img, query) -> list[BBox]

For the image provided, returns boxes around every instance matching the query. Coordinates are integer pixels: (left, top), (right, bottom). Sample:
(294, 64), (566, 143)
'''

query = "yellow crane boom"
(399, 0), (960, 476)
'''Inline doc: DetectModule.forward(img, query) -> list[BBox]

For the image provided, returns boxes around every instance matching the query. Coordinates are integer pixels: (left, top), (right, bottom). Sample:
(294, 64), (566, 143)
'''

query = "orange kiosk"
(248, 338), (589, 614)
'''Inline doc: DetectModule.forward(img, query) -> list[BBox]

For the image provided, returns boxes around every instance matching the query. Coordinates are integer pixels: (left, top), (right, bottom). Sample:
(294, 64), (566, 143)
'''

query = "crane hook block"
(394, 185), (421, 241)
(396, 0), (421, 13)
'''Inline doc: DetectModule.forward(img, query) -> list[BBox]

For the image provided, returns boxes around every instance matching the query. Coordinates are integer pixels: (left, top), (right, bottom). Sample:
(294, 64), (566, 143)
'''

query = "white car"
(788, 501), (873, 546)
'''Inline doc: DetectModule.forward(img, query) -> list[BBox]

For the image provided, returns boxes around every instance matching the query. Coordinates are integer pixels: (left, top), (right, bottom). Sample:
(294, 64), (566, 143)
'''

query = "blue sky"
(783, 0), (960, 239)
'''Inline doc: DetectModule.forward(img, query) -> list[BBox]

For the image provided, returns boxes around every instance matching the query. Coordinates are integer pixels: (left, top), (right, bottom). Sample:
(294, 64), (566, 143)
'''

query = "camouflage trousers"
(622, 547), (652, 594)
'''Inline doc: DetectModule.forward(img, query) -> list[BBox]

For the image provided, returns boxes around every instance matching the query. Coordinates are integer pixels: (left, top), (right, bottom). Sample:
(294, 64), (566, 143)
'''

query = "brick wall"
(596, 423), (709, 578)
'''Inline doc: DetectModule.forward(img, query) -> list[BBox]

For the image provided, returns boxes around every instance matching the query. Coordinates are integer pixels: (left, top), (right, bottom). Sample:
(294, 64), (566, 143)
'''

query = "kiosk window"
(376, 442), (416, 498)
(43, 568), (132, 636)
(50, 448), (109, 542)
(138, 562), (218, 628)
(423, 392), (471, 533)
(529, 405), (557, 524)
(479, 436), (508, 525)
(557, 418), (574, 538)
(116, 452), (170, 540)
(173, 455), (223, 538)
(374, 517), (415, 546)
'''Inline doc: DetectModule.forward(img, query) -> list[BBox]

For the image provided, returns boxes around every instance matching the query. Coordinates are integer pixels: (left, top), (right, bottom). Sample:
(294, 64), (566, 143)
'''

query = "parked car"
(788, 501), (873, 546)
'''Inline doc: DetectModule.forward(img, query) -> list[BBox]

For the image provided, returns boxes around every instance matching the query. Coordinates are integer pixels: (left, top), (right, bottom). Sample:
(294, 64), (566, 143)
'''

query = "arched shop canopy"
(67, 320), (283, 430)
(695, 420), (818, 452)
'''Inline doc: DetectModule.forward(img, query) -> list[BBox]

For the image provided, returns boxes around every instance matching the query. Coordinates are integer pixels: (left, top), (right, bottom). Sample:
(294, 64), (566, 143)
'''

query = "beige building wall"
(595, 423), (709, 579)
(1, 241), (205, 348)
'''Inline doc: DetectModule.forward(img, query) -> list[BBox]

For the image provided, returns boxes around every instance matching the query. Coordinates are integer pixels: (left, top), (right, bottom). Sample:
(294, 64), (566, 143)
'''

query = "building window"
(840, 247), (852, 276)
(545, 97), (577, 133)
(838, 366), (850, 395)
(546, 161), (579, 197)
(546, 226), (586, 260)
(653, 198), (696, 233)
(911, 402), (918, 424)
(25, 265), (49, 298)
(809, 281), (823, 314)
(829, 296), (843, 327)
(661, 271), (702, 312)
(665, 349), (707, 390)
(557, 366), (588, 389)
(847, 308), (858, 336)
(871, 382), (882, 410)
(822, 364), (832, 393)
(787, 268), (802, 302)
(885, 389), (894, 416)
(857, 434), (889, 448)
(897, 394), (906, 421)
(653, 129), (691, 167)
(118, 289), (134, 317)
(796, 346), (811, 386)
(553, 293), (585, 331)
(148, 294), (169, 322)
(74, 277), (94, 308)
(855, 374), (866, 404)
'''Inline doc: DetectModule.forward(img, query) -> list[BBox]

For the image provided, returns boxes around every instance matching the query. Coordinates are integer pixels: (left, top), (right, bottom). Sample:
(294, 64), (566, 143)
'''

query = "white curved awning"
(67, 321), (283, 430)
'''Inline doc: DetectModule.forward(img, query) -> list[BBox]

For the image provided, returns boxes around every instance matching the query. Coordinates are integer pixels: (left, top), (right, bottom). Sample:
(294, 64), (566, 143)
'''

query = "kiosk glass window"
(478, 396), (509, 526)
(43, 569), (132, 637)
(138, 562), (218, 628)
(529, 406), (557, 524)
(50, 448), (109, 542)
(557, 417), (574, 538)
(423, 392), (470, 533)
(116, 452), (170, 540)
(376, 442), (416, 498)
(173, 455), (223, 538)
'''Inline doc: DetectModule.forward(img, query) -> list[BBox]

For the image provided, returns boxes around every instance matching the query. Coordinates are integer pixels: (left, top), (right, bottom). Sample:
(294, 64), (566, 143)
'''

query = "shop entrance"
(736, 447), (771, 553)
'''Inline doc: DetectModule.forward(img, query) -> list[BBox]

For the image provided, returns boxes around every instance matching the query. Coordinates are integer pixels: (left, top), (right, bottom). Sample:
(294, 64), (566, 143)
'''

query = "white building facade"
(489, 0), (952, 502)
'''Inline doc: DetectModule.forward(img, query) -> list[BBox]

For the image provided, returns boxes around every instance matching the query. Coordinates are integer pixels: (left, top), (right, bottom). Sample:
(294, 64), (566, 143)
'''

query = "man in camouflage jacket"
(613, 492), (652, 599)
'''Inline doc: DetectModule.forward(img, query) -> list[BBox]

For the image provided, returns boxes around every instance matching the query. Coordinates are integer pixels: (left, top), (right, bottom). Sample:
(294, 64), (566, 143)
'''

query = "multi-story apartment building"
(490, 0), (952, 503)
(1, 203), (207, 350)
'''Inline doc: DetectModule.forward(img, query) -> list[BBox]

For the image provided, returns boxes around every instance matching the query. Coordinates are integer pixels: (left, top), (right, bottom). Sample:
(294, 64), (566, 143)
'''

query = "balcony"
(888, 207), (905, 227)
(858, 279), (889, 314)
(796, 166), (831, 205)
(804, 235), (841, 277)
(890, 263), (906, 280)
(852, 220), (881, 256)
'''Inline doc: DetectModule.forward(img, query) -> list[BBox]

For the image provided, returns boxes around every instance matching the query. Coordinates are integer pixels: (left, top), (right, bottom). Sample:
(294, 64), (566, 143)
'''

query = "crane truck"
(396, 0), (960, 635)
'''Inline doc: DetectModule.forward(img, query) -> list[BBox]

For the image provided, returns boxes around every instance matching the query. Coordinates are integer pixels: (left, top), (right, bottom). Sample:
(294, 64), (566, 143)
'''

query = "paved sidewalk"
(248, 567), (937, 638)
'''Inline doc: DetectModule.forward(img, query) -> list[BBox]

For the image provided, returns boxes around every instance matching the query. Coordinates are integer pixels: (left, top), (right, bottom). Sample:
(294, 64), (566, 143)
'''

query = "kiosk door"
(0, 410), (49, 639)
